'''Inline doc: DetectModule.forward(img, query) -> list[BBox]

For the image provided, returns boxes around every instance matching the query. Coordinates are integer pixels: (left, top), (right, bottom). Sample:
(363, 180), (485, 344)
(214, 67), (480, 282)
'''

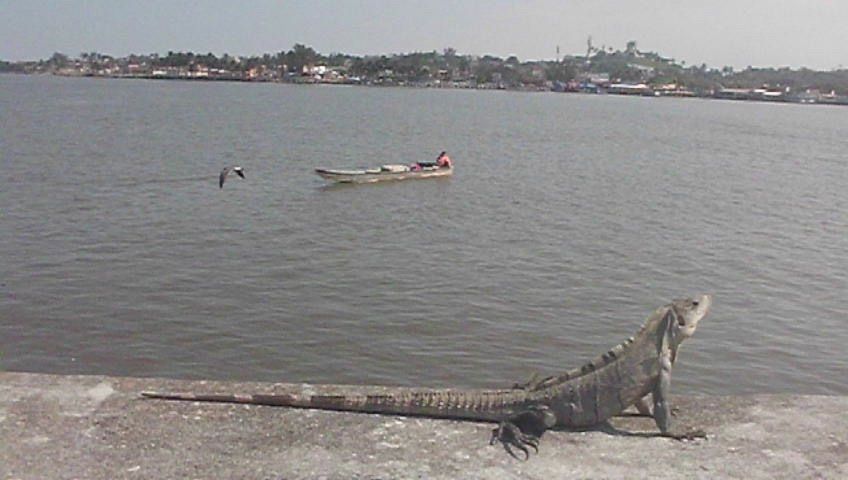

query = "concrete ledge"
(1, 372), (846, 479)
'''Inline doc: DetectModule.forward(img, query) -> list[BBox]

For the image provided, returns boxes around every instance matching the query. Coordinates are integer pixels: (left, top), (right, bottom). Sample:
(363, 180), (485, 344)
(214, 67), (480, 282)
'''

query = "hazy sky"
(1, 0), (846, 69)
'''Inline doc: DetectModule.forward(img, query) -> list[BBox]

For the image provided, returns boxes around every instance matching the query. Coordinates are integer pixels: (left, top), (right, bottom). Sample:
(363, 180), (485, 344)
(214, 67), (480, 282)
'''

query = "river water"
(1, 75), (846, 395)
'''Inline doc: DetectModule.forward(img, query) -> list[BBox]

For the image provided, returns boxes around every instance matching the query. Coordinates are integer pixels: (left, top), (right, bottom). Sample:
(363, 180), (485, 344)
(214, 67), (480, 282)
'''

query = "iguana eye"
(692, 301), (699, 307)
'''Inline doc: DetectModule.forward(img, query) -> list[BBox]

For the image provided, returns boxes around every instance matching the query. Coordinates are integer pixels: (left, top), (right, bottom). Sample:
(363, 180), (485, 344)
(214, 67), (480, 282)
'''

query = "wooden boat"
(315, 164), (453, 184)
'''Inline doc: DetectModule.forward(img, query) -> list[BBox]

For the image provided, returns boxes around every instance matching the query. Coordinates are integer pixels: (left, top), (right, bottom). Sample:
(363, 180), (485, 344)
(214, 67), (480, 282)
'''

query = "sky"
(1, 0), (846, 70)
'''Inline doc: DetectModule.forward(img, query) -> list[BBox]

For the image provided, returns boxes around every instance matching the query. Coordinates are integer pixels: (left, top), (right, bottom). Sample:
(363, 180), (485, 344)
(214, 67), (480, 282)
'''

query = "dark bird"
(219, 166), (245, 188)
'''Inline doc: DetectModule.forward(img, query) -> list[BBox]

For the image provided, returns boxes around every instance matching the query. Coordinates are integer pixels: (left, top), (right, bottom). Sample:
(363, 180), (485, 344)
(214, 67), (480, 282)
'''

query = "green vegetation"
(3, 41), (848, 96)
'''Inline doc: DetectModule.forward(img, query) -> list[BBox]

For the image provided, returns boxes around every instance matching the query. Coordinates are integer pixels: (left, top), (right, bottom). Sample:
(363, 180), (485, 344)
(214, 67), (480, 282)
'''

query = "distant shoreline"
(5, 71), (848, 107)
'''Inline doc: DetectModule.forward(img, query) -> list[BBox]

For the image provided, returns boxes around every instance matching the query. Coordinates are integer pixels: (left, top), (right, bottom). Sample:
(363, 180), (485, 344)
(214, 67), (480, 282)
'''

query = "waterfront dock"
(1, 371), (846, 479)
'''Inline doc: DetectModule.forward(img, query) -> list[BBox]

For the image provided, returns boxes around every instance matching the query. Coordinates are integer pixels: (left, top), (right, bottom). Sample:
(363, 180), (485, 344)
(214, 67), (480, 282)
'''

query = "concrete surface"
(1, 372), (845, 479)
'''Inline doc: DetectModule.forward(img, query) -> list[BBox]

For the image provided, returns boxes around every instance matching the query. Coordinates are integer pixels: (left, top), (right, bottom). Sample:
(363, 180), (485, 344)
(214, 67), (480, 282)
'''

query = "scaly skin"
(142, 295), (711, 458)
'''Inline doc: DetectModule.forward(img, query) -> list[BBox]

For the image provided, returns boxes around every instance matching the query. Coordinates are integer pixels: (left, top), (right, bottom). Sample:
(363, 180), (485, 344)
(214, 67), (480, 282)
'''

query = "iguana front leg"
(490, 405), (557, 459)
(653, 349), (673, 433)
(653, 349), (705, 440)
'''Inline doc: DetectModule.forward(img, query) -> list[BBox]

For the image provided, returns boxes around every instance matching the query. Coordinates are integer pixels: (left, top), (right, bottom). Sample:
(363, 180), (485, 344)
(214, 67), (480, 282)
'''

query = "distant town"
(3, 41), (848, 105)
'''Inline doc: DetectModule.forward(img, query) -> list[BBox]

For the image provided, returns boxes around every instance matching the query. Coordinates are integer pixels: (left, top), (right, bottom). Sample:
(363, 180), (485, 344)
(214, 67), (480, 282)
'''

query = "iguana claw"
(490, 421), (539, 460)
(490, 406), (555, 459)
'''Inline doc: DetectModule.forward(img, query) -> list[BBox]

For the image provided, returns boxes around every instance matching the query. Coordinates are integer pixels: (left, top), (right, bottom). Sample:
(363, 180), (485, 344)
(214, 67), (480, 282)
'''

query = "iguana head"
(667, 295), (711, 360)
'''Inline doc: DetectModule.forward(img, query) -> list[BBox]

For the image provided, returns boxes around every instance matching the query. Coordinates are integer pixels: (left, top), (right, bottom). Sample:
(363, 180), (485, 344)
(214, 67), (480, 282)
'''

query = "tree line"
(3, 42), (848, 94)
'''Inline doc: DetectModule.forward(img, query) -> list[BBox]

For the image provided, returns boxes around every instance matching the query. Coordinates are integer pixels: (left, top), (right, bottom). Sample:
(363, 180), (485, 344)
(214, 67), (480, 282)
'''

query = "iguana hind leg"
(636, 395), (654, 416)
(490, 405), (557, 460)
(510, 372), (555, 391)
(629, 394), (679, 417)
(490, 421), (539, 459)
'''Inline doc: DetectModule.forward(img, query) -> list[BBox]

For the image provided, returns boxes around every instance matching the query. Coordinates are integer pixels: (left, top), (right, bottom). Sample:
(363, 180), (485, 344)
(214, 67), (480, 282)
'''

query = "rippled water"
(1, 75), (846, 395)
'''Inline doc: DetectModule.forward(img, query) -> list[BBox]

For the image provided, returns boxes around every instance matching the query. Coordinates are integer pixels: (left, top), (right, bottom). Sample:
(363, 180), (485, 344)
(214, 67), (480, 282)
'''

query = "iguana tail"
(140, 389), (518, 422)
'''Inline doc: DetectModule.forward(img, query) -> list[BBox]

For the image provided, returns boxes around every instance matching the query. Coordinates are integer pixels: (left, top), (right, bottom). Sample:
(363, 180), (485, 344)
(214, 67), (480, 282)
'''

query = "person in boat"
(436, 151), (452, 168)
(411, 151), (452, 171)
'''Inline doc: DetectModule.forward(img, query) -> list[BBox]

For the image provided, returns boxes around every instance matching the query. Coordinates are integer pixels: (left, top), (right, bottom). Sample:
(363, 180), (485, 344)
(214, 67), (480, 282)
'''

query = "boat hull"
(315, 166), (453, 184)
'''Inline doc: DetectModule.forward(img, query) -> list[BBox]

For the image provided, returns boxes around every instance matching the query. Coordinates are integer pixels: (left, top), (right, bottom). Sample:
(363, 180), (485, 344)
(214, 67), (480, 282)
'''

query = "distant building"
(752, 86), (789, 102)
(791, 89), (821, 104)
(653, 83), (695, 97)
(608, 83), (652, 95)
(585, 73), (610, 86)
(715, 88), (753, 100)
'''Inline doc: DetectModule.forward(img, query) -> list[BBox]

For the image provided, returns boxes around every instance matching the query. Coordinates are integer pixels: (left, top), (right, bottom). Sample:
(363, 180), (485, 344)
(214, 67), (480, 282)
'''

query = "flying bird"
(219, 166), (245, 188)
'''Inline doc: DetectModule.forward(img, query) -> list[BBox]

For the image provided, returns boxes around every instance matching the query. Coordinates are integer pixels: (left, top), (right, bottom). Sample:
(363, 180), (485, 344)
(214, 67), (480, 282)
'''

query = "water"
(1, 75), (846, 395)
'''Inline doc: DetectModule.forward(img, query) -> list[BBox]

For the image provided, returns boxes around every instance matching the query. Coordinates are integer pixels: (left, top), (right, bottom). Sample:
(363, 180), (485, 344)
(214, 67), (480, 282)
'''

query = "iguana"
(142, 295), (711, 458)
